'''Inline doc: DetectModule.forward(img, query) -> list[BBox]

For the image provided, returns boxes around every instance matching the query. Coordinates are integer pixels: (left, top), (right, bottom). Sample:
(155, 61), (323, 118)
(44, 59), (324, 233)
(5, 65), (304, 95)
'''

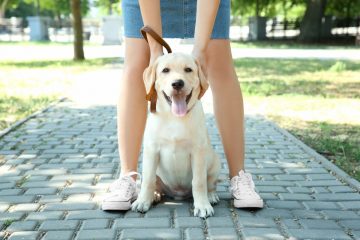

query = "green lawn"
(234, 58), (360, 181)
(231, 41), (360, 49)
(0, 56), (359, 181)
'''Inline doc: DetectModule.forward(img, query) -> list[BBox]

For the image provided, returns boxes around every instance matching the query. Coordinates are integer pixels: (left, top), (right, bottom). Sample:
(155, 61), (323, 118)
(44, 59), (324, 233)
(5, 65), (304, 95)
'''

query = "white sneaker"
(230, 170), (264, 208)
(101, 171), (140, 211)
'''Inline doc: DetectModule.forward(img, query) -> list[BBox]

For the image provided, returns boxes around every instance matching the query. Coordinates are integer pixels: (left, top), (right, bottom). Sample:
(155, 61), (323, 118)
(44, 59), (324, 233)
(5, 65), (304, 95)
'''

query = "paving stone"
(39, 220), (79, 230)
(76, 229), (116, 240)
(352, 231), (360, 240)
(288, 229), (351, 240)
(255, 209), (292, 218)
(66, 210), (121, 220)
(208, 227), (238, 240)
(82, 219), (109, 230)
(241, 227), (284, 240)
(120, 228), (181, 239)
(314, 193), (360, 201)
(237, 217), (277, 228)
(42, 230), (74, 240)
(174, 217), (202, 228)
(184, 228), (205, 240)
(299, 219), (341, 229)
(291, 210), (323, 219)
(8, 231), (39, 240)
(278, 193), (313, 201)
(43, 203), (96, 211)
(10, 203), (40, 212)
(26, 211), (64, 221)
(338, 201), (360, 210)
(0, 203), (9, 212)
(114, 218), (170, 228)
(144, 207), (171, 218)
(0, 212), (24, 221)
(338, 220), (360, 230)
(322, 210), (359, 220)
(266, 200), (304, 209)
(287, 187), (313, 193)
(328, 186), (356, 193)
(0, 189), (22, 196)
(24, 188), (58, 195)
(280, 219), (301, 229)
(0, 196), (36, 204)
(303, 201), (339, 210)
(206, 217), (234, 228)
(7, 221), (38, 231)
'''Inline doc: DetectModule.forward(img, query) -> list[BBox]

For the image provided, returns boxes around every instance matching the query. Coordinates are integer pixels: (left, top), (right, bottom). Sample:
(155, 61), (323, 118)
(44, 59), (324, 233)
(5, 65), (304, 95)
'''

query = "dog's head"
(143, 53), (208, 117)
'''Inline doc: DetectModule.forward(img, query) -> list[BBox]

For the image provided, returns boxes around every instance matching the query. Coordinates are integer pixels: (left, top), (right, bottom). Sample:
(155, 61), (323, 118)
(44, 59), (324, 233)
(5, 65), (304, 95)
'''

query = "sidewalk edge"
(258, 115), (360, 191)
(0, 97), (67, 140)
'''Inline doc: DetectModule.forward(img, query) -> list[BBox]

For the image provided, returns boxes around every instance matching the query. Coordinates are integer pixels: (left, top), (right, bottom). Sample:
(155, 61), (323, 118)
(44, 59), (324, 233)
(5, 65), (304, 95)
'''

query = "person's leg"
(205, 39), (263, 208)
(205, 39), (244, 178)
(102, 38), (150, 211)
(117, 38), (150, 175)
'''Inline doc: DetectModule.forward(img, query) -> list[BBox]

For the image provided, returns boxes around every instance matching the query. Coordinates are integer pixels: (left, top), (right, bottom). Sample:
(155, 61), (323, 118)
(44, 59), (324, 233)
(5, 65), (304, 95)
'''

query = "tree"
(0, 0), (19, 18)
(298, 0), (327, 42)
(70, 0), (85, 60)
(94, 0), (121, 15)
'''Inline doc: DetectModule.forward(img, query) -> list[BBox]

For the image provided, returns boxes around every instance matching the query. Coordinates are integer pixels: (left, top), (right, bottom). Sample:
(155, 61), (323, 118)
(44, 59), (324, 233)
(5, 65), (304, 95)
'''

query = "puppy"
(131, 53), (220, 218)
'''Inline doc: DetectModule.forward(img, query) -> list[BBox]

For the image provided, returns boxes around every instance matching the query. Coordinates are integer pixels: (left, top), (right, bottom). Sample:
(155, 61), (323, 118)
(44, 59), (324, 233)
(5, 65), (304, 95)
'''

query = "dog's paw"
(208, 191), (220, 205)
(193, 202), (214, 218)
(131, 198), (152, 212)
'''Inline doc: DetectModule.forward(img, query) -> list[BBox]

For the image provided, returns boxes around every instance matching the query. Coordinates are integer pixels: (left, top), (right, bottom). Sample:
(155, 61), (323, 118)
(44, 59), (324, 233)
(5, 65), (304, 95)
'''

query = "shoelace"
(109, 176), (134, 198)
(108, 171), (141, 198)
(232, 172), (258, 198)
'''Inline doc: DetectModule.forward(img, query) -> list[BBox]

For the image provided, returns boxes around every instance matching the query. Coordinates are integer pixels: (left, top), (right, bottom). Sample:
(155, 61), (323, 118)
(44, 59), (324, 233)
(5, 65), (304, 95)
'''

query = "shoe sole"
(101, 201), (131, 211)
(234, 199), (264, 208)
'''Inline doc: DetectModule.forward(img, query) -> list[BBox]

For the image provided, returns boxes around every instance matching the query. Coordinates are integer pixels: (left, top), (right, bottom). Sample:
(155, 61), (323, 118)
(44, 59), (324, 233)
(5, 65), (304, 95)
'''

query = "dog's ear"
(195, 59), (209, 99)
(143, 62), (158, 101)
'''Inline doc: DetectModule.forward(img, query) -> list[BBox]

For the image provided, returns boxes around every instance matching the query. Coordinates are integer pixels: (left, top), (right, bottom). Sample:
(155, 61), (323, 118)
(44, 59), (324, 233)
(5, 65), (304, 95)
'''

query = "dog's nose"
(172, 80), (184, 90)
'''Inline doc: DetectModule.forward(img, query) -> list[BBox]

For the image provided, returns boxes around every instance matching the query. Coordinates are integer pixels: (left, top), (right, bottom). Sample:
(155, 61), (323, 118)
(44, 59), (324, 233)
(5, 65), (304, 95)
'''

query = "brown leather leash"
(141, 26), (172, 54)
(140, 26), (173, 113)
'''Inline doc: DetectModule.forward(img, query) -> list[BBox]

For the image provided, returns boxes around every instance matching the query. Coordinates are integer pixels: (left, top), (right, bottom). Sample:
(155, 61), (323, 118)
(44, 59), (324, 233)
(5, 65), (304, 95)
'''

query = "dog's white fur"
(131, 53), (220, 218)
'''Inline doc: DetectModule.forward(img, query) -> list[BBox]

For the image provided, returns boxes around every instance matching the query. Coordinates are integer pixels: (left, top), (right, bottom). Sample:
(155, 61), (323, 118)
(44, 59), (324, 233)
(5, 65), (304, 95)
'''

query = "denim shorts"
(122, 0), (230, 39)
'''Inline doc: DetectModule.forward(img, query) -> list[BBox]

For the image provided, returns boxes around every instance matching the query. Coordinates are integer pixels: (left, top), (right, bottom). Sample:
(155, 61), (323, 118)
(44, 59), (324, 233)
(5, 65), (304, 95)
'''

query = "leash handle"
(140, 26), (172, 54)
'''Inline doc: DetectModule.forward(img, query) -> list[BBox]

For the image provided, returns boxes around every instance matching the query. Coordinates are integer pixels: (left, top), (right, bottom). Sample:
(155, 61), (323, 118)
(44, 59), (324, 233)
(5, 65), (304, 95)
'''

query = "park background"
(0, 0), (359, 183)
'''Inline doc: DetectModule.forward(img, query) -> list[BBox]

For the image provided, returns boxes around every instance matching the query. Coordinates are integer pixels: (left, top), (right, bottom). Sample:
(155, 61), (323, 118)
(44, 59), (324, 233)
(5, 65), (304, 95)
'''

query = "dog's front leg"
(131, 145), (159, 212)
(191, 148), (214, 218)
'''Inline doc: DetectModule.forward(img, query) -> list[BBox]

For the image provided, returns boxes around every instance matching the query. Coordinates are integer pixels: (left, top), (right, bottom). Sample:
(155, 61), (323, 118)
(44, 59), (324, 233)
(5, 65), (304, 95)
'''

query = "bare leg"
(117, 38), (150, 176)
(205, 40), (245, 178)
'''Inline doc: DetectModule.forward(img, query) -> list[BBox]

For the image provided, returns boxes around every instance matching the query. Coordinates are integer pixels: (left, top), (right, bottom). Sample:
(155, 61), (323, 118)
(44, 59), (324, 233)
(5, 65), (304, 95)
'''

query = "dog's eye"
(162, 68), (170, 73)
(184, 67), (193, 73)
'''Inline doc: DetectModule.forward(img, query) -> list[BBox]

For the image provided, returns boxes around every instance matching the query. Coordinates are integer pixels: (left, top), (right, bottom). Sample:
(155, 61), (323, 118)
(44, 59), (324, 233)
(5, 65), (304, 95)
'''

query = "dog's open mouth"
(162, 90), (193, 117)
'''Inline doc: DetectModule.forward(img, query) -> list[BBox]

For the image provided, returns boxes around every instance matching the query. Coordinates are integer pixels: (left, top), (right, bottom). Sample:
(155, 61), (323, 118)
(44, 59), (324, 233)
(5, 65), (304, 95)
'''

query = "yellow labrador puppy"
(131, 53), (220, 218)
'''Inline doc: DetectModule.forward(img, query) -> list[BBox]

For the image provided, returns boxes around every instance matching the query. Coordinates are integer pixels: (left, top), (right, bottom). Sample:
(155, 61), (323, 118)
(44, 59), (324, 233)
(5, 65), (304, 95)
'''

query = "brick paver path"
(1, 97), (360, 240)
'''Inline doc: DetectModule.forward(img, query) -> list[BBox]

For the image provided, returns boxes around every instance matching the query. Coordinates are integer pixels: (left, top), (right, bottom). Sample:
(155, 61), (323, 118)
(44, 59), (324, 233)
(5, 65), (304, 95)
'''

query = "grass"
(230, 40), (360, 49)
(0, 57), (121, 69)
(0, 40), (96, 46)
(234, 58), (360, 181)
(0, 57), (121, 130)
(2, 219), (15, 228)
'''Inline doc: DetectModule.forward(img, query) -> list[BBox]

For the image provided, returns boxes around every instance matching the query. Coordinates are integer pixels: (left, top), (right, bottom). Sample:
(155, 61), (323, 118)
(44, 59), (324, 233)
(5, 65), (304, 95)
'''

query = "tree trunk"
(0, 0), (10, 19)
(299, 0), (327, 42)
(255, 0), (260, 17)
(70, 0), (85, 60)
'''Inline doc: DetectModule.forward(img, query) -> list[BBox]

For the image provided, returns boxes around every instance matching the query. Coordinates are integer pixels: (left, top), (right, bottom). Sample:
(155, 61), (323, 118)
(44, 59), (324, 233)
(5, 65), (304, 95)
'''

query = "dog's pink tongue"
(171, 95), (187, 117)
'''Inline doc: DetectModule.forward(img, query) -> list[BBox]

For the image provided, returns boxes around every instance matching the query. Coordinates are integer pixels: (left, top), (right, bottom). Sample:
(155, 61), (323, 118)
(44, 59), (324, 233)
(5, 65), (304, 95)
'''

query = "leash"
(140, 26), (173, 113)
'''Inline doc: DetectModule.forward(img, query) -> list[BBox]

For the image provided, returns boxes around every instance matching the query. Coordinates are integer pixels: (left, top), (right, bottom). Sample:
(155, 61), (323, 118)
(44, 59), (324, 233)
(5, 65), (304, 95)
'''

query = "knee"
(123, 60), (148, 76)
(122, 59), (149, 84)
